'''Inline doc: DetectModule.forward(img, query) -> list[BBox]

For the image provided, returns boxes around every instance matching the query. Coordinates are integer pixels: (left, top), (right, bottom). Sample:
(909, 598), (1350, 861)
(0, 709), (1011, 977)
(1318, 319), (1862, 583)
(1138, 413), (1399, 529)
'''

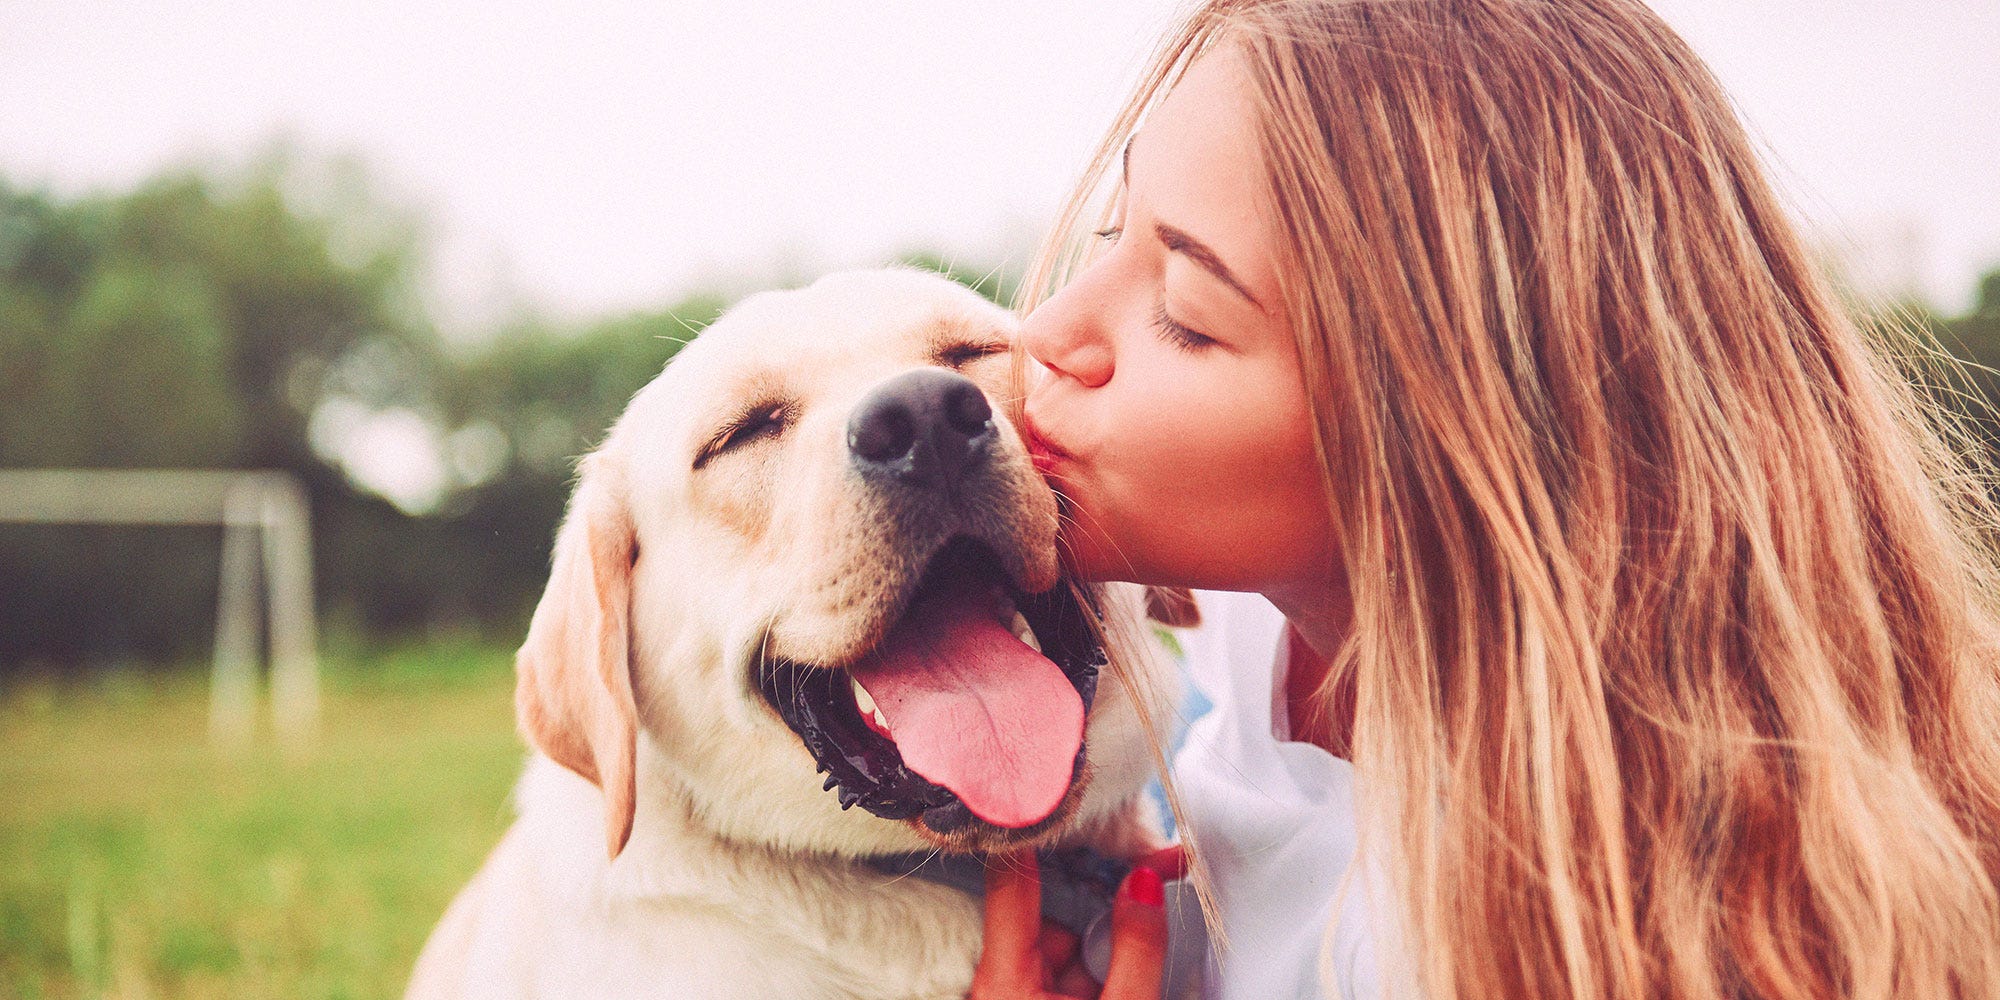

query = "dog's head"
(515, 268), (1176, 860)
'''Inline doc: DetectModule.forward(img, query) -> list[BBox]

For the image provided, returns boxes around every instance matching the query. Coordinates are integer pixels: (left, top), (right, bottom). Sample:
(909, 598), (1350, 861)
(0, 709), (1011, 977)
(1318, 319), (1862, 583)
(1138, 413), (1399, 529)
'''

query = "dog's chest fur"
(422, 756), (987, 1000)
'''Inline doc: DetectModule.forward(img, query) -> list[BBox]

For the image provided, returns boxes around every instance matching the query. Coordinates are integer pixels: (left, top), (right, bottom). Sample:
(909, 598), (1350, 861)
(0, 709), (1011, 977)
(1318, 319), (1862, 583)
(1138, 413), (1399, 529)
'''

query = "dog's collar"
(863, 846), (1129, 939)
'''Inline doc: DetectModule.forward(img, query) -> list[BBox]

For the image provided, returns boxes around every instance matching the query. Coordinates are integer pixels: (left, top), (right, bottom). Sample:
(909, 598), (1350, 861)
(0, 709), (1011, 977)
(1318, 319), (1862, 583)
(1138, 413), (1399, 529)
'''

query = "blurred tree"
(0, 155), (1020, 669)
(0, 166), (434, 666)
(362, 300), (725, 634)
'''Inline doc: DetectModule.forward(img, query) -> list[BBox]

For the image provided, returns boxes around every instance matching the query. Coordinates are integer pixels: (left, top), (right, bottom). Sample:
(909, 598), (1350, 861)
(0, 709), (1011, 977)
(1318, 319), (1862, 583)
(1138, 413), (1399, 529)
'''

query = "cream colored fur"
(406, 269), (1174, 1000)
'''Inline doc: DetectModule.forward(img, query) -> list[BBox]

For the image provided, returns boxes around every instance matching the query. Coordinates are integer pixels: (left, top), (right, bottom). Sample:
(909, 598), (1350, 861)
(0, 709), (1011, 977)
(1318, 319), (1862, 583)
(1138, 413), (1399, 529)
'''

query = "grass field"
(0, 640), (527, 1000)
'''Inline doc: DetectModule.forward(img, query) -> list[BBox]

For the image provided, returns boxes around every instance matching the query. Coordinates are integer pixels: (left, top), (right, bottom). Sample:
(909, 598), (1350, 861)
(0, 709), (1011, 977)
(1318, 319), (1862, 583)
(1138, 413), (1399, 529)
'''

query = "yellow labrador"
(406, 269), (1177, 1000)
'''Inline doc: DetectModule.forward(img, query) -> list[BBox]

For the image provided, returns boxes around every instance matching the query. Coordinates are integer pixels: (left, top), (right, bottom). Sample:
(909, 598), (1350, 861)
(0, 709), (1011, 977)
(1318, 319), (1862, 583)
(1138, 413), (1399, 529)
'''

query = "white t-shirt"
(1168, 589), (1395, 1000)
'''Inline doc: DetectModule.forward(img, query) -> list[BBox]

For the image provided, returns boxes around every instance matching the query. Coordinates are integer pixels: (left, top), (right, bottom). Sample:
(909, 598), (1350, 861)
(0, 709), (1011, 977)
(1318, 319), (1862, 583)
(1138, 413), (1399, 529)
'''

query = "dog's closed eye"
(693, 401), (792, 470)
(933, 341), (1009, 370)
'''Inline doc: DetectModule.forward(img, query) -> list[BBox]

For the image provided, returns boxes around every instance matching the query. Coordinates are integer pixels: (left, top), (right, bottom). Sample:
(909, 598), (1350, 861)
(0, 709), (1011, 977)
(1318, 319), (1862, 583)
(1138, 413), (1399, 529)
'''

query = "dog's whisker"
(974, 258), (1010, 297)
(1042, 482), (1143, 583)
(659, 309), (708, 347)
(873, 846), (946, 890)
(997, 851), (1036, 880)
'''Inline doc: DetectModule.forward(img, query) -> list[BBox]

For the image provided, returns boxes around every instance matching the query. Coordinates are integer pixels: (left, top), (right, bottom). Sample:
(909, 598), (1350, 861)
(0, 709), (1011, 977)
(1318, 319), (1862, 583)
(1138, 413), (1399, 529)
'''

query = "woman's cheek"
(1048, 394), (1180, 582)
(1159, 368), (1326, 586)
(1096, 386), (1238, 578)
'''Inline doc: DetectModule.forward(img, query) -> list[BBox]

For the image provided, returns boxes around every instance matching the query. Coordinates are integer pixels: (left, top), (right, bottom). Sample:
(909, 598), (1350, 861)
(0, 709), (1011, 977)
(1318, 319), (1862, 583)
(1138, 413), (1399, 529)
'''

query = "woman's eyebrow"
(1121, 133), (1266, 311)
(1154, 222), (1265, 310)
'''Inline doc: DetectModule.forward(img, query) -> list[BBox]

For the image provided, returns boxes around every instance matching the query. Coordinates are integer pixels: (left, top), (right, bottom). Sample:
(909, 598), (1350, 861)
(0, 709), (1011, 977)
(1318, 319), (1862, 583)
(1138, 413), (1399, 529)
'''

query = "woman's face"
(1021, 46), (1334, 593)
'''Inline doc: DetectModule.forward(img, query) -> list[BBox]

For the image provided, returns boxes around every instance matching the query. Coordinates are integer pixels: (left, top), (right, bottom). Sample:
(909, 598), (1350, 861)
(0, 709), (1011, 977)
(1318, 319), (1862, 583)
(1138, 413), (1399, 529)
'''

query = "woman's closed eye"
(1087, 221), (1220, 351)
(1153, 300), (1217, 352)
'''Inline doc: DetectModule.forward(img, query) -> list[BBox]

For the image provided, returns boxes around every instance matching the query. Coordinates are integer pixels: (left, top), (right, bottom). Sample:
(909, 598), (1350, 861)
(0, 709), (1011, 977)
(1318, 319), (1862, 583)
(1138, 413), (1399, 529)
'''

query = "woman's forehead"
(1126, 46), (1282, 313)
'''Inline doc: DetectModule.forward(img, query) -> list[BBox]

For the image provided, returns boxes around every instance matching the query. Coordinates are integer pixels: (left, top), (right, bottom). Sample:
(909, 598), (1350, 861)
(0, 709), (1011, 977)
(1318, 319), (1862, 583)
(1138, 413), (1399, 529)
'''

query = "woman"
(972, 1), (2000, 998)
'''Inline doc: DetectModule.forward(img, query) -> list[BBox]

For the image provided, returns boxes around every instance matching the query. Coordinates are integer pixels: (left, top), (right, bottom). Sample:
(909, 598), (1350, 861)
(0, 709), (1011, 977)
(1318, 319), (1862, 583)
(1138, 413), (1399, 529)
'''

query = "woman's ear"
(1143, 586), (1201, 628)
(515, 451), (639, 858)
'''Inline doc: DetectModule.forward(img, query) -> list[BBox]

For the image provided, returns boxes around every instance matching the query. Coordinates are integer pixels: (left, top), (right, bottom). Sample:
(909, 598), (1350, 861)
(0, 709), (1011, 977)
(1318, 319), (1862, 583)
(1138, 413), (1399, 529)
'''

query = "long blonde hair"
(1018, 1), (2000, 997)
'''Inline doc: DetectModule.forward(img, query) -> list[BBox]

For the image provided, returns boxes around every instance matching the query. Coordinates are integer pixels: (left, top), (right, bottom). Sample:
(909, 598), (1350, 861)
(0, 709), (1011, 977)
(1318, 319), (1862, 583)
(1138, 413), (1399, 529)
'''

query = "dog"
(405, 268), (1182, 1000)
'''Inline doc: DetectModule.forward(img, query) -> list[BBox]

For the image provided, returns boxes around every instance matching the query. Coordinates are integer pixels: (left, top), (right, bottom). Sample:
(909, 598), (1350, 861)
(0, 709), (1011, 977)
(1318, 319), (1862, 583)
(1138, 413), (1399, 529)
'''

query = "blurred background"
(1, 1), (1995, 997)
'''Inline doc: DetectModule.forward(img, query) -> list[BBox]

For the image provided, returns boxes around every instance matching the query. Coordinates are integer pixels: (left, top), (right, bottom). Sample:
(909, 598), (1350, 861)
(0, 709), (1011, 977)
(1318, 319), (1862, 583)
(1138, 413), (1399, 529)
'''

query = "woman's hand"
(968, 850), (1172, 999)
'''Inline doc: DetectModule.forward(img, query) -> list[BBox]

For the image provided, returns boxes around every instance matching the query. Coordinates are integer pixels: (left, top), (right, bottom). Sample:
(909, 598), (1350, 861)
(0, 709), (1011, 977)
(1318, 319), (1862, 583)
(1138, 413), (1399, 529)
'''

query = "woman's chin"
(1052, 496), (1178, 586)
(1056, 530), (1133, 585)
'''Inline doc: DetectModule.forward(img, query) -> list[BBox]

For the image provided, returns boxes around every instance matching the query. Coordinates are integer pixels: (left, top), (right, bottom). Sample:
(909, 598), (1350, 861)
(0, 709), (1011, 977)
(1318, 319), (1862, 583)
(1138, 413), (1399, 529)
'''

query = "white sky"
(4, 0), (1996, 333)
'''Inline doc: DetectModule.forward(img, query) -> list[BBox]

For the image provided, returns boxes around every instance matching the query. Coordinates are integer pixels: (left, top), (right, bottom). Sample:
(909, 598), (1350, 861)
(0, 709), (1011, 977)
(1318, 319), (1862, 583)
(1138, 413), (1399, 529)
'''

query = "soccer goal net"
(0, 469), (319, 751)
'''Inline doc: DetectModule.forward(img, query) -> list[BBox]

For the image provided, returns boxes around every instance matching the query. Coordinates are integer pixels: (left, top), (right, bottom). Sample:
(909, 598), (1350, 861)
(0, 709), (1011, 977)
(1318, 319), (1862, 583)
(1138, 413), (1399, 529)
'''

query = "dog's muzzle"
(756, 538), (1106, 838)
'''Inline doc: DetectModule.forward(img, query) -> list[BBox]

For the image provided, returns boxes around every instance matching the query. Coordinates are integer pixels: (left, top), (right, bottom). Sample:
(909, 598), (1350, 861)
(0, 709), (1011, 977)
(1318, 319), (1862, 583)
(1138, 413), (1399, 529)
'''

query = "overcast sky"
(4, 0), (1995, 332)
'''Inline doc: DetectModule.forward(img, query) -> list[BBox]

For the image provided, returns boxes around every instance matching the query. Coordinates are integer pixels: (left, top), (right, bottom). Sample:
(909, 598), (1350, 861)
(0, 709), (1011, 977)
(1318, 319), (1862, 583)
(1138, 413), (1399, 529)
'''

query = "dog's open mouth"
(756, 537), (1105, 837)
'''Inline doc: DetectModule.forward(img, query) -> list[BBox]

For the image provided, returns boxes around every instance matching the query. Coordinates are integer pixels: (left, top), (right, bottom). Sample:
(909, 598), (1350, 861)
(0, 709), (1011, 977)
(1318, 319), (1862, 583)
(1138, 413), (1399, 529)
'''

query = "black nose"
(847, 368), (996, 489)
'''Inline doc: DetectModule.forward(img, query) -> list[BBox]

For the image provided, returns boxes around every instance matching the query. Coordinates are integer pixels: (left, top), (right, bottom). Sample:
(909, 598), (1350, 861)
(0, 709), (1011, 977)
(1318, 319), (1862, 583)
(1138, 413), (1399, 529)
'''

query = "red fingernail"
(1123, 865), (1164, 907)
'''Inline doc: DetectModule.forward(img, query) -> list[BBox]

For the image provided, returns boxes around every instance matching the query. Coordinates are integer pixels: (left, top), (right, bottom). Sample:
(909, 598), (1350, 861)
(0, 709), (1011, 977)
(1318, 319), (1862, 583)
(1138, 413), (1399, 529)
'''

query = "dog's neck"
(609, 739), (969, 911)
(604, 743), (1130, 956)
(613, 738), (1126, 924)
(538, 746), (983, 994)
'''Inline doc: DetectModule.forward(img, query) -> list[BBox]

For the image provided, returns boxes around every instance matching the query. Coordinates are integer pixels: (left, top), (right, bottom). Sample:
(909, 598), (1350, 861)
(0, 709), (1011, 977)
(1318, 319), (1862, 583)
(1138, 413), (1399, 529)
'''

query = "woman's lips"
(1020, 413), (1073, 474)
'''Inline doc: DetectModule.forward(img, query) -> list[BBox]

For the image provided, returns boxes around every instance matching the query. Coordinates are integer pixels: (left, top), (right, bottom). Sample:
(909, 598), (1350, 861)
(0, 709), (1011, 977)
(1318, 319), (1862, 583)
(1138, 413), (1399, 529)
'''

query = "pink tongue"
(848, 582), (1084, 829)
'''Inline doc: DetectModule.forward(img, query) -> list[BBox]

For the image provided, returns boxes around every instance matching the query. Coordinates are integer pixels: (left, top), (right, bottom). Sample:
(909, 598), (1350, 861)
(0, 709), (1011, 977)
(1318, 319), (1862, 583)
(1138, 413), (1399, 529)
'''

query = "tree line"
(0, 161), (732, 667)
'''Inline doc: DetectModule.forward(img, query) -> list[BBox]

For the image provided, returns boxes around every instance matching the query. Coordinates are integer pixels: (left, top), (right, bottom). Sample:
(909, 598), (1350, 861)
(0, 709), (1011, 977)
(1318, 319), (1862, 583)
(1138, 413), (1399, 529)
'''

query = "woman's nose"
(1020, 281), (1115, 389)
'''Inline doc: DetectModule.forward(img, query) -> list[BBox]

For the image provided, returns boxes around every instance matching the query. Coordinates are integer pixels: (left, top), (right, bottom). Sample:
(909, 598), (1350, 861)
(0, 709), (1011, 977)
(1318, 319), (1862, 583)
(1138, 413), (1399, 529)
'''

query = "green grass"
(0, 639), (527, 1000)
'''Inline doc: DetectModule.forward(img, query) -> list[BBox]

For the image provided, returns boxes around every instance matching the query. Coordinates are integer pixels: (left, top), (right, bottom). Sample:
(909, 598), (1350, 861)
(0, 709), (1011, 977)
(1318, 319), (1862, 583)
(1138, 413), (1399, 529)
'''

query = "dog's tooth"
(871, 707), (891, 731)
(1010, 611), (1043, 653)
(851, 677), (878, 717)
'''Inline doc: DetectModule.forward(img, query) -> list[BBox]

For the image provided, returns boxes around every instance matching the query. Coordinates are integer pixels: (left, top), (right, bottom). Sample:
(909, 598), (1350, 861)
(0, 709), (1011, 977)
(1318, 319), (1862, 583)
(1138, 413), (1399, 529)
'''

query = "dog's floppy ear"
(516, 451), (639, 858)
(1143, 586), (1201, 628)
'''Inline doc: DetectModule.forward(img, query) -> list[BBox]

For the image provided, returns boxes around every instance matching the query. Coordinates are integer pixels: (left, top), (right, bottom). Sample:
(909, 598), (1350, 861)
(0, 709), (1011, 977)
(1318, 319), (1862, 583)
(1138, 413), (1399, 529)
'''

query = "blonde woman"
(971, 1), (2000, 998)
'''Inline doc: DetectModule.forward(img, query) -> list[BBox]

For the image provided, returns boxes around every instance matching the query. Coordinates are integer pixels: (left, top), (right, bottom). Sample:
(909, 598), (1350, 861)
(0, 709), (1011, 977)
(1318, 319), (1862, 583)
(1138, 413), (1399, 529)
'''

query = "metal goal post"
(0, 468), (319, 751)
